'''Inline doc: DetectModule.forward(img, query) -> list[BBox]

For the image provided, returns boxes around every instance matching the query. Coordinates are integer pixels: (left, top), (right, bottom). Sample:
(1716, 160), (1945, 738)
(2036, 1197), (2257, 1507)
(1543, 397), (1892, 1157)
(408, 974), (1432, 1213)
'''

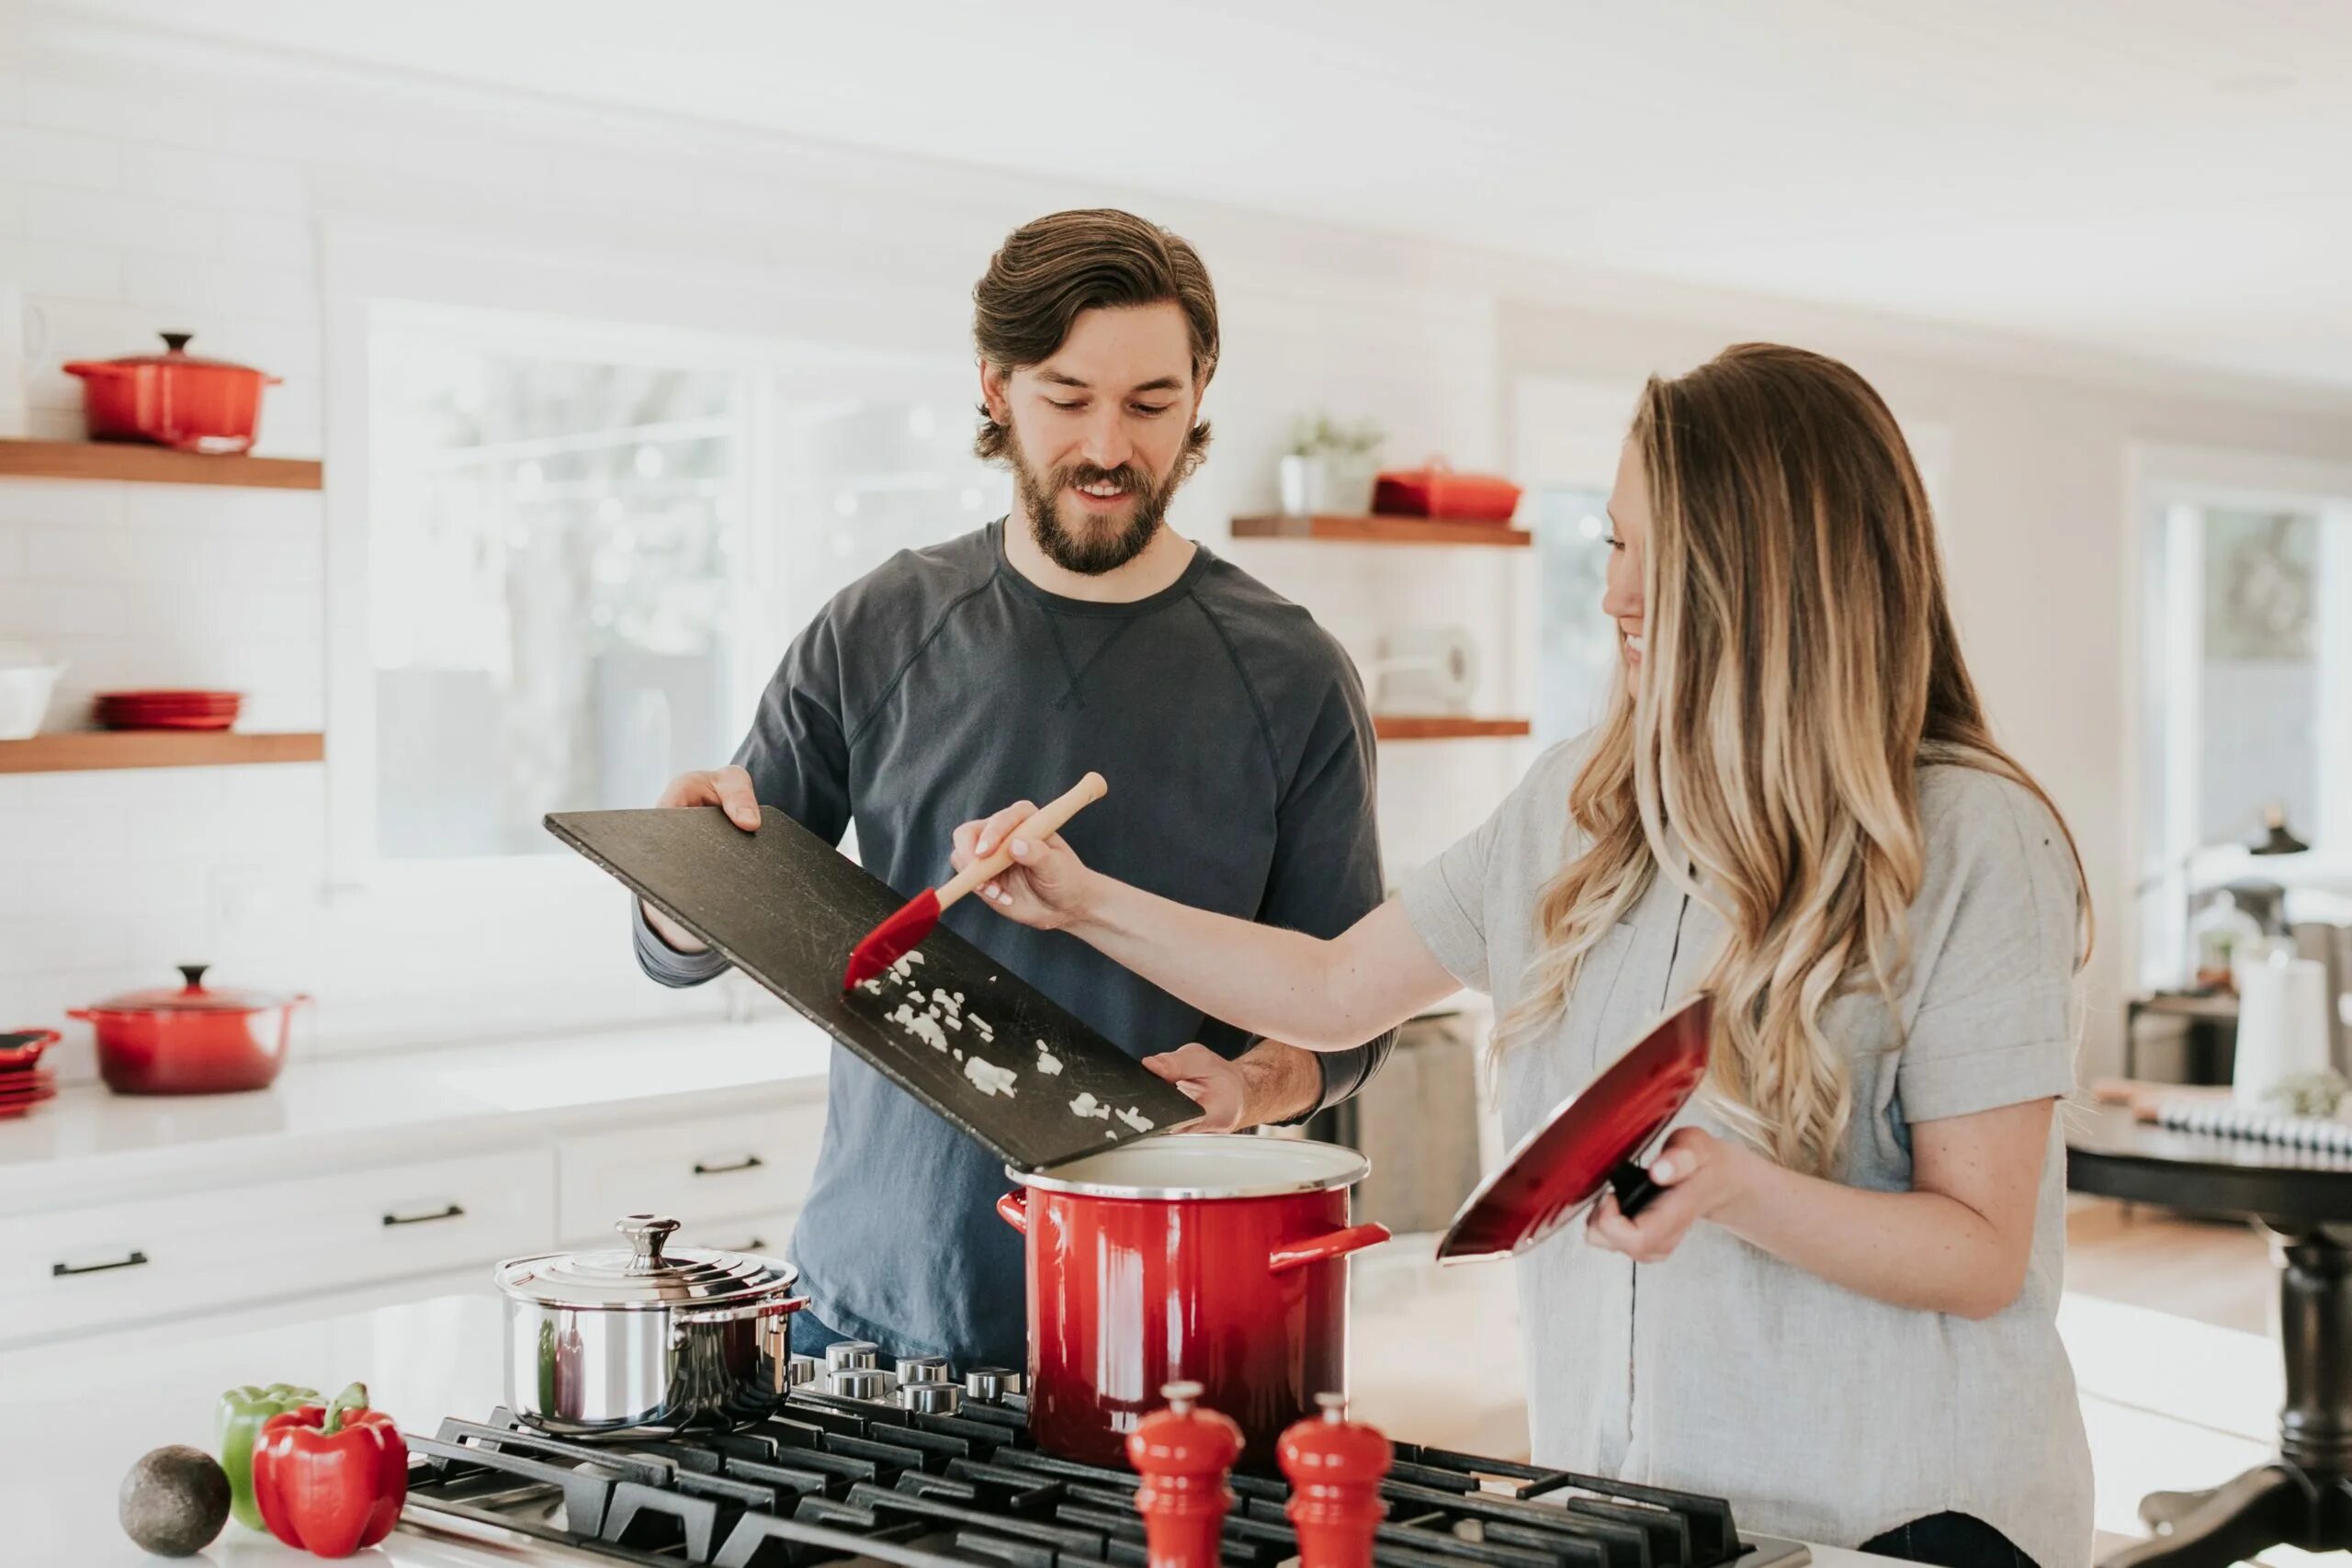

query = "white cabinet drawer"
(0, 1148), (552, 1345)
(676, 1207), (802, 1260)
(557, 1103), (823, 1244)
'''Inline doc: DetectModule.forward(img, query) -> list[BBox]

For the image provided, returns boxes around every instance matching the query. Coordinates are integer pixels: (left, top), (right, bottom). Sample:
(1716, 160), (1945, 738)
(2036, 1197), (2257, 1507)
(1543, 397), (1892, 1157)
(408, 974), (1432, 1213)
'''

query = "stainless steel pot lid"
(1012, 1133), (1369, 1200)
(493, 1213), (801, 1310)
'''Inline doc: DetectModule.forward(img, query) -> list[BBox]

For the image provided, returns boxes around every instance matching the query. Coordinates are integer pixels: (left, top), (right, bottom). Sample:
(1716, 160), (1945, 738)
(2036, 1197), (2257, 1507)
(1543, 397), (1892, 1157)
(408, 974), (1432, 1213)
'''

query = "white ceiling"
(50, 0), (2352, 389)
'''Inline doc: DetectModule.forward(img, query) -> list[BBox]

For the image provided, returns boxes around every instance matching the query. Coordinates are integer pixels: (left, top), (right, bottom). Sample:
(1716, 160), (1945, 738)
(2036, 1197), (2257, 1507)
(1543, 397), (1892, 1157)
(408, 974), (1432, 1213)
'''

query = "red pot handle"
(1268, 1222), (1391, 1275)
(995, 1191), (1027, 1235)
(65, 1010), (96, 1022)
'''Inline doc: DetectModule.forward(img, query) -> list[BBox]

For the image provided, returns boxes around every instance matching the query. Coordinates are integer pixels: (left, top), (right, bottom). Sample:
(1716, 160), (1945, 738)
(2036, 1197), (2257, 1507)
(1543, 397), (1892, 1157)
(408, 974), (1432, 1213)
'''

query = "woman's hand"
(949, 801), (1101, 932)
(1584, 1127), (1758, 1264)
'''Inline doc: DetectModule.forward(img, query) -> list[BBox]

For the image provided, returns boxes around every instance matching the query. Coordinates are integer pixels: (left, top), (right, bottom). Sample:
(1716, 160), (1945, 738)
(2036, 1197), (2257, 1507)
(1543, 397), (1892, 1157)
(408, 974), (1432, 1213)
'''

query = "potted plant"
(1278, 414), (1384, 517)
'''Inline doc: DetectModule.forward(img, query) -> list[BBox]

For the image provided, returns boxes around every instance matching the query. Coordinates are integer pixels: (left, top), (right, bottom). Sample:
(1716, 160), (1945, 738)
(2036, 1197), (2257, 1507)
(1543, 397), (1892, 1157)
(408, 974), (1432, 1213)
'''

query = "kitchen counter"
(0, 1014), (834, 1214)
(0, 1290), (1891, 1567)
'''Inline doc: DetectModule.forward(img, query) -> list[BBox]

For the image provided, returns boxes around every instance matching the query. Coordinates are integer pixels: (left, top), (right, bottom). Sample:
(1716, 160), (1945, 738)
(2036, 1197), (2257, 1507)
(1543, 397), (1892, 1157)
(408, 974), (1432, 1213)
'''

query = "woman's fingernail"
(1653, 1158), (1675, 1182)
(1011, 839), (1030, 857)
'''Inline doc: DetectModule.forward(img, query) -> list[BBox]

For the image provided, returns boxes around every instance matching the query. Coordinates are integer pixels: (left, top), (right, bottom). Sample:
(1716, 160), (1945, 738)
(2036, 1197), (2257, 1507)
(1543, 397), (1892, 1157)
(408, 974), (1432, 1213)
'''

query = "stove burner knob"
(825, 1340), (881, 1373)
(964, 1366), (1024, 1401)
(784, 1355), (824, 1390)
(896, 1355), (952, 1384)
(829, 1368), (894, 1402)
(899, 1382), (964, 1416)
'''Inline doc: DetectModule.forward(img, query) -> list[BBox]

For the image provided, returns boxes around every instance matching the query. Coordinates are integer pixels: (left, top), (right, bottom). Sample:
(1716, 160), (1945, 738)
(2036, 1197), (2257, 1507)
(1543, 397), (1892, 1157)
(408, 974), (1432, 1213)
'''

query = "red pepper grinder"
(1127, 1380), (1242, 1568)
(1278, 1393), (1392, 1568)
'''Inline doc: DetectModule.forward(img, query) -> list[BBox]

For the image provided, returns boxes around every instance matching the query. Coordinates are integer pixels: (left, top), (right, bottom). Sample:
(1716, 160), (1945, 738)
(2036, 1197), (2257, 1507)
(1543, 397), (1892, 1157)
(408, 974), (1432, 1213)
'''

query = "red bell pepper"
(249, 1382), (408, 1557)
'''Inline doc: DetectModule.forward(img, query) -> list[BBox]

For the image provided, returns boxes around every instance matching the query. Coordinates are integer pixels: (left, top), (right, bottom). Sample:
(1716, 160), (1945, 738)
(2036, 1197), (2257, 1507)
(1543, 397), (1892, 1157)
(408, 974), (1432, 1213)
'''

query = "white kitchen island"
(0, 1289), (1895, 1567)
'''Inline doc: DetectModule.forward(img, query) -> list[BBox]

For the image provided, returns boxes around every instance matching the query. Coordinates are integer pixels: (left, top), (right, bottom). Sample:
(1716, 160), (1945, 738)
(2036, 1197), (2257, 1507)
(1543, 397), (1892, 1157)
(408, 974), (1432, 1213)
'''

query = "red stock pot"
(63, 333), (280, 455)
(996, 1135), (1389, 1468)
(71, 964), (310, 1094)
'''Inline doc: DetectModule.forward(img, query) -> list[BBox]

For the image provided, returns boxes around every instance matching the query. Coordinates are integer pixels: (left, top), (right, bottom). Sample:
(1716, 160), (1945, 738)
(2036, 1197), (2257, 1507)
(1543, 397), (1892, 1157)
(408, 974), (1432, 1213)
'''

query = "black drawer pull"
(692, 1155), (764, 1176)
(382, 1202), (466, 1227)
(53, 1250), (150, 1278)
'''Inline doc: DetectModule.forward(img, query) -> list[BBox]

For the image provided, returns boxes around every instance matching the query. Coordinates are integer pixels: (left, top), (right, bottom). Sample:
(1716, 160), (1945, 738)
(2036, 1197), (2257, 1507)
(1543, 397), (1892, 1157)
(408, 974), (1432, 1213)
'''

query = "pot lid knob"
(160, 333), (194, 355)
(177, 964), (209, 993)
(616, 1213), (681, 1273)
(1278, 1392), (1392, 1568)
(1128, 1381), (1241, 1568)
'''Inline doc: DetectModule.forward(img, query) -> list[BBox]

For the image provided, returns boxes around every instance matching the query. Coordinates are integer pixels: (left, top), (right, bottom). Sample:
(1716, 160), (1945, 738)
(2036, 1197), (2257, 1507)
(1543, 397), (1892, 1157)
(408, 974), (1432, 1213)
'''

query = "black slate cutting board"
(546, 806), (1199, 1170)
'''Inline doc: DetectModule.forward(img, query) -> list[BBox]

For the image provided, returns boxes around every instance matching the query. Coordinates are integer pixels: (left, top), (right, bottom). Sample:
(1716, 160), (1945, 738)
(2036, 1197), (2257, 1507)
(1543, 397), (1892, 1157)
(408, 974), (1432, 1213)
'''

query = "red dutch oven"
(996, 1135), (1389, 1468)
(62, 333), (280, 455)
(71, 964), (310, 1095)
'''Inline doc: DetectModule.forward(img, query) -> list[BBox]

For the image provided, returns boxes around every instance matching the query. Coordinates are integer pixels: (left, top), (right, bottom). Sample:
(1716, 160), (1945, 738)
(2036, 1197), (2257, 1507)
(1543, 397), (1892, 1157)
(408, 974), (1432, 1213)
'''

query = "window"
(358, 310), (1007, 869)
(2138, 476), (2352, 987)
(370, 336), (747, 858)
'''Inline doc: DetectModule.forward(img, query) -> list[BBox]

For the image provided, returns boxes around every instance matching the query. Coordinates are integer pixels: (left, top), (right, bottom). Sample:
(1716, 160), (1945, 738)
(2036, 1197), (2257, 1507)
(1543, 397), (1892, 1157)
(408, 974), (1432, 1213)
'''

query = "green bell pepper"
(215, 1382), (319, 1531)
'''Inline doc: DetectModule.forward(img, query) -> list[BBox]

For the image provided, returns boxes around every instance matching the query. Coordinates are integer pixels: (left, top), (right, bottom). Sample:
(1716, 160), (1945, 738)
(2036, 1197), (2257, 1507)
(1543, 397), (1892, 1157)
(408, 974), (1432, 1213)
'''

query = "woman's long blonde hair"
(1498, 344), (2089, 1177)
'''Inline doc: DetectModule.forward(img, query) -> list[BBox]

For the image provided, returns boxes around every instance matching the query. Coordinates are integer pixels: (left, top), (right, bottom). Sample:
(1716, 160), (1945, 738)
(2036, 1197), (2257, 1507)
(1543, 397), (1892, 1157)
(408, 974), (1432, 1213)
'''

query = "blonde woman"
(952, 344), (2094, 1567)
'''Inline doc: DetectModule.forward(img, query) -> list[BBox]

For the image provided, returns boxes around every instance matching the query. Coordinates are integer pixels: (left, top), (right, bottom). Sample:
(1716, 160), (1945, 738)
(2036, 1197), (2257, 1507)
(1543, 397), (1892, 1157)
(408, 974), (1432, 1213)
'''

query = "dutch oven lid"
(74, 333), (265, 373)
(493, 1213), (800, 1309)
(84, 964), (289, 1016)
(1435, 993), (1713, 1263)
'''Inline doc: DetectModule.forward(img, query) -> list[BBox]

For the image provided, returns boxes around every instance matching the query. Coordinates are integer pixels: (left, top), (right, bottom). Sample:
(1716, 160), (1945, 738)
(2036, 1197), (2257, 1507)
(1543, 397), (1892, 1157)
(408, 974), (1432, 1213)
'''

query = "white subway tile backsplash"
(24, 186), (220, 254)
(0, 124), (123, 190)
(0, 238), (124, 301)
(0, 479), (124, 529)
(120, 145), (309, 211)
(0, 177), (24, 237)
(216, 209), (314, 267)
(123, 250), (317, 328)
(0, 914), (134, 977)
(0, 578), (129, 637)
(0, 521), (25, 577)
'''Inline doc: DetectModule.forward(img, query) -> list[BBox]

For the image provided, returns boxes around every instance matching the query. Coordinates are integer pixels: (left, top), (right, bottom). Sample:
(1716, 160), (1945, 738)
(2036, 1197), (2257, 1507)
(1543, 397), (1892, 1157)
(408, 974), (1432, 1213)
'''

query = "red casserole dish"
(71, 964), (309, 1095)
(62, 333), (280, 455)
(1371, 459), (1523, 524)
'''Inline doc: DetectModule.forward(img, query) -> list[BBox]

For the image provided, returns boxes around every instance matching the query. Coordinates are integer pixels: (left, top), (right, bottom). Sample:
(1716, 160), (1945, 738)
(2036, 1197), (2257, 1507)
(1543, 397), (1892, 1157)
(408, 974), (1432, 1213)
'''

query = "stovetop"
(400, 1385), (1808, 1568)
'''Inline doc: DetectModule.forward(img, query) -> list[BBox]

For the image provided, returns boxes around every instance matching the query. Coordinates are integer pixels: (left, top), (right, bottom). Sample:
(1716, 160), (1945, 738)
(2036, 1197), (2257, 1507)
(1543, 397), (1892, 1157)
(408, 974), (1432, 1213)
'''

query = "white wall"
(3, 17), (2349, 1081)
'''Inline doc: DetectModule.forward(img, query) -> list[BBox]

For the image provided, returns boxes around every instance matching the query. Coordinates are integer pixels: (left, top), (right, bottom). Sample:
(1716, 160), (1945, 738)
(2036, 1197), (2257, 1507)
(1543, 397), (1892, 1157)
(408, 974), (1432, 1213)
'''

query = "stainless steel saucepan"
(492, 1213), (810, 1438)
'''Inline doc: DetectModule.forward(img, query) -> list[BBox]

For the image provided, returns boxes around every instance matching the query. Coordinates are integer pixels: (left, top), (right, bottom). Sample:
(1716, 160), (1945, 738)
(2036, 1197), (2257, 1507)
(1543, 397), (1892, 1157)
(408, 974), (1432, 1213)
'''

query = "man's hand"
(1144, 1040), (1321, 1133)
(642, 766), (762, 953)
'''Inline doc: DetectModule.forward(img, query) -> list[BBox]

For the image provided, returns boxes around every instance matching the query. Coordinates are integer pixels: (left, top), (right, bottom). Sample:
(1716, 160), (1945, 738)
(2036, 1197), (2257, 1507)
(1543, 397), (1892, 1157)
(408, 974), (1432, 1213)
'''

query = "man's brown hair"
(972, 209), (1218, 472)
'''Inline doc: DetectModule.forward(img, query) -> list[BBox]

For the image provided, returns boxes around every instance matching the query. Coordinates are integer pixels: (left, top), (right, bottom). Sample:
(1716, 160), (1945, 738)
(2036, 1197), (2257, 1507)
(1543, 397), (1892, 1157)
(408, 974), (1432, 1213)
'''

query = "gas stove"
(399, 1368), (1808, 1568)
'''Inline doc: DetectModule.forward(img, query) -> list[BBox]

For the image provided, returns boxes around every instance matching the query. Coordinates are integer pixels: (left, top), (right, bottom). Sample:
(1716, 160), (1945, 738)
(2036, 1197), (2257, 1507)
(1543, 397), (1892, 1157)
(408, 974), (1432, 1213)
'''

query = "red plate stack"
(95, 690), (243, 730)
(0, 1030), (60, 1120)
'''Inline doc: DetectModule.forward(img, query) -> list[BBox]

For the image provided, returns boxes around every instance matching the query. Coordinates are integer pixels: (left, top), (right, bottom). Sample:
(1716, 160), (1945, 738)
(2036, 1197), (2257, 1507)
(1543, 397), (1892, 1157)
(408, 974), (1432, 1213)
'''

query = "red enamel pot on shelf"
(71, 964), (310, 1095)
(62, 333), (281, 455)
(996, 1134), (1390, 1469)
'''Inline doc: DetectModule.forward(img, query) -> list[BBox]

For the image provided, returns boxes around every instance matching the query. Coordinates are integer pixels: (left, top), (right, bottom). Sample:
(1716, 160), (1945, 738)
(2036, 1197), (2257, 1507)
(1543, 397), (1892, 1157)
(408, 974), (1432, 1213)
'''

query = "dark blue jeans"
(1860, 1513), (2037, 1568)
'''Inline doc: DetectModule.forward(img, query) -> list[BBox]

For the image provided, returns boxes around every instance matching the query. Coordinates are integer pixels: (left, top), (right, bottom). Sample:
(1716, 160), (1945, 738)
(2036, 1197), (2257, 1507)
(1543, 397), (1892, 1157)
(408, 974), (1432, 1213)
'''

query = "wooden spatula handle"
(937, 773), (1108, 913)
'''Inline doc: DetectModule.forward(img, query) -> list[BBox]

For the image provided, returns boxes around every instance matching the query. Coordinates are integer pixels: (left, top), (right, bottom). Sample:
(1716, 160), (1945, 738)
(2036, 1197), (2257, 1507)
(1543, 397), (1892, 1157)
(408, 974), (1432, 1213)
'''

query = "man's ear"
(978, 360), (1012, 425)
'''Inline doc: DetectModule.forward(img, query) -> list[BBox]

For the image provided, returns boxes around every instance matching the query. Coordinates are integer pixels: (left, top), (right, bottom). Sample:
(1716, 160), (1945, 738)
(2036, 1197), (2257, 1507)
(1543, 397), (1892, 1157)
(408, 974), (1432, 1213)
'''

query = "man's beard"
(1009, 434), (1178, 576)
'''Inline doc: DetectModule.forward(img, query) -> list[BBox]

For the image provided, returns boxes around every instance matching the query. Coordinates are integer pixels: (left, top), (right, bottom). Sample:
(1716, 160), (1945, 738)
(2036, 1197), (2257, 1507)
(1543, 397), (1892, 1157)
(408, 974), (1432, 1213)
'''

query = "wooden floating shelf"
(1231, 514), (1531, 548)
(1372, 716), (1532, 741)
(0, 439), (322, 491)
(0, 730), (325, 774)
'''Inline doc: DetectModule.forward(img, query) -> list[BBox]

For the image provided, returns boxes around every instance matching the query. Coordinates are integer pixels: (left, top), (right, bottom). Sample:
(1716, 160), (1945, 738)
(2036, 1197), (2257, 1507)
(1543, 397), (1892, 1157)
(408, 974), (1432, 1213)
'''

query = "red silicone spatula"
(842, 772), (1107, 989)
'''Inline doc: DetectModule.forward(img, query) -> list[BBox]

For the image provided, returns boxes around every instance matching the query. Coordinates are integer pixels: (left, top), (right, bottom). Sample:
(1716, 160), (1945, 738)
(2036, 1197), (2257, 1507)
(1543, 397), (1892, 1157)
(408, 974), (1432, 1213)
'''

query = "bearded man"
(633, 209), (1394, 1369)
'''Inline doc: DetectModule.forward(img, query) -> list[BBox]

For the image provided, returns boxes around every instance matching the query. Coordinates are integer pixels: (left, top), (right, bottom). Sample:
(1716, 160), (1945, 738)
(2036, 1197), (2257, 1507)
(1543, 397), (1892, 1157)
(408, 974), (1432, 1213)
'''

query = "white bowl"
(0, 663), (64, 739)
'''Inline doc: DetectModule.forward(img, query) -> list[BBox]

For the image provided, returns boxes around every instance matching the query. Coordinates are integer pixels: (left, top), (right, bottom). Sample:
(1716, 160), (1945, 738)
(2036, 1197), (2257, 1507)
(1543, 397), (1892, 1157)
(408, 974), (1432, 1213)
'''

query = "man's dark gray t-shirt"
(632, 519), (1394, 1368)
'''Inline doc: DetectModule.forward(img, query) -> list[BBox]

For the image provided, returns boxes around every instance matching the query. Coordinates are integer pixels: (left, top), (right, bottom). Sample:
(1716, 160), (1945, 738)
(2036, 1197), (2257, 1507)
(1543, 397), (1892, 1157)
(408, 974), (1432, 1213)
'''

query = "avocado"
(119, 1444), (231, 1557)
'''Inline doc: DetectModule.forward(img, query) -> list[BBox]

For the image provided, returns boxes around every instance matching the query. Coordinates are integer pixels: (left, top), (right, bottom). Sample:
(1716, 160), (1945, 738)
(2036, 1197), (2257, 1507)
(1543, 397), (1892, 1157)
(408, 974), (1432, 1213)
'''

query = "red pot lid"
(84, 964), (288, 1016)
(1436, 993), (1713, 1262)
(71, 333), (265, 374)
